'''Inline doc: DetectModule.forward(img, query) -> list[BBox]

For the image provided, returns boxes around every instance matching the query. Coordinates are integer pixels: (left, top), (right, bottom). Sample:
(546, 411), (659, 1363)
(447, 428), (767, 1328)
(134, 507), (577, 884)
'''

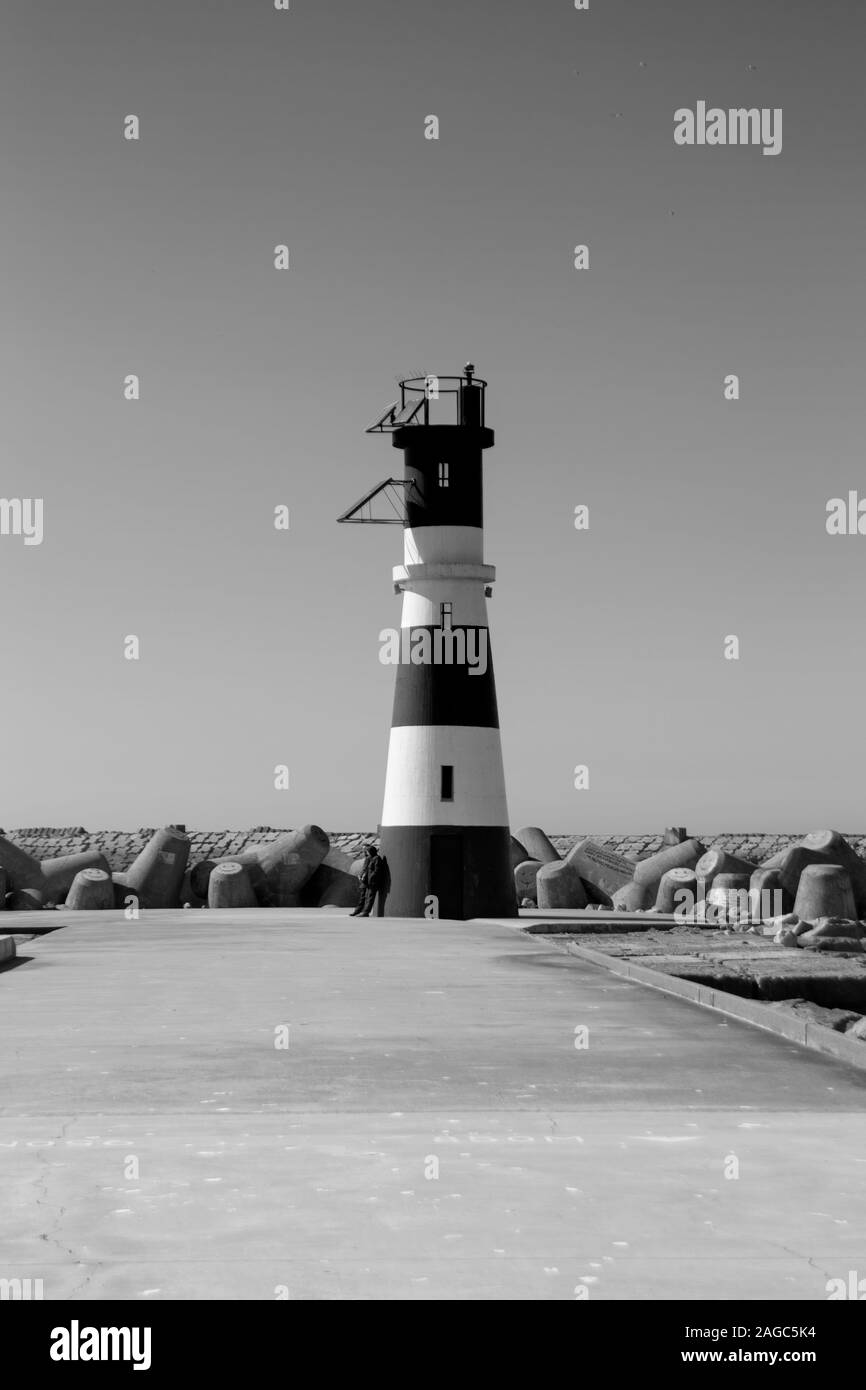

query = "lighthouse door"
(430, 834), (464, 921)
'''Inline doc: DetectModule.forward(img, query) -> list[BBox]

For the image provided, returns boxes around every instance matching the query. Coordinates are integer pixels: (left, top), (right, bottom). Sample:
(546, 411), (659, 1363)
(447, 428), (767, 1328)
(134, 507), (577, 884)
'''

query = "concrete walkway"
(1, 911), (865, 1301)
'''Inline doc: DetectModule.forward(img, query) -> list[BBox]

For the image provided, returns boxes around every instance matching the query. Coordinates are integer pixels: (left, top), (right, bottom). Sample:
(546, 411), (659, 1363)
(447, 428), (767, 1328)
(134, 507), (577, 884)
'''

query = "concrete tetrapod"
(301, 862), (362, 908)
(120, 827), (191, 908)
(655, 867), (698, 916)
(319, 872), (364, 908)
(515, 827), (560, 866)
(181, 861), (214, 908)
(513, 860), (542, 903)
(6, 889), (43, 910)
(510, 836), (530, 870)
(111, 874), (136, 910)
(793, 864), (856, 926)
(706, 872), (751, 925)
(799, 831), (866, 916)
(661, 827), (689, 847)
(536, 857), (587, 909)
(208, 861), (257, 909)
(633, 838), (706, 897)
(777, 846), (835, 903)
(235, 825), (330, 907)
(567, 839), (635, 905)
(322, 846), (356, 874)
(694, 848), (758, 889)
(209, 853), (274, 905)
(0, 835), (43, 893)
(66, 868), (114, 911)
(41, 850), (111, 905)
(611, 880), (655, 911)
(798, 916), (865, 952)
(760, 848), (787, 871)
(749, 867), (791, 921)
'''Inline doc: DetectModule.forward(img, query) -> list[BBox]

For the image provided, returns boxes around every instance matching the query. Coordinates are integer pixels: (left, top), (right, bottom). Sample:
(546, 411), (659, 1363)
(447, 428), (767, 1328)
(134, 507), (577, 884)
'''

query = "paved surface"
(1, 910), (865, 1301)
(546, 927), (866, 1010)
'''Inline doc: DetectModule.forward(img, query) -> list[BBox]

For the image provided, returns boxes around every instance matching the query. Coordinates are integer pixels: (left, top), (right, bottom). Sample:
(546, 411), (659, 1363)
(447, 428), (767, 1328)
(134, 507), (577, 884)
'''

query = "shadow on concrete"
(497, 950), (601, 972)
(0, 954), (34, 974)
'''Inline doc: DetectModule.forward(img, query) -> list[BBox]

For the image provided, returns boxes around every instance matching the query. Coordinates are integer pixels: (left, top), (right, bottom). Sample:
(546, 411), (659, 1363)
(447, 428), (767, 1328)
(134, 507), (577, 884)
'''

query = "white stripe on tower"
(402, 525), (484, 566)
(381, 726), (509, 825)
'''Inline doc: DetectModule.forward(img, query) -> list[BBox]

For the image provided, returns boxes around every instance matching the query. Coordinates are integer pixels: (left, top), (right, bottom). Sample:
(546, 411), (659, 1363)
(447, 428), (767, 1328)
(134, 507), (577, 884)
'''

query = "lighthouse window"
(437, 461), (449, 487)
(440, 765), (454, 801)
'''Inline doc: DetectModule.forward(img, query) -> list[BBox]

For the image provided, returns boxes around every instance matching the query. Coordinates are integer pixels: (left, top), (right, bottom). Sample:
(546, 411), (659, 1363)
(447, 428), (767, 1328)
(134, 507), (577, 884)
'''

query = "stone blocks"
(208, 862), (257, 909)
(510, 835), (530, 869)
(567, 838), (635, 905)
(301, 862), (361, 908)
(749, 866), (791, 921)
(41, 850), (111, 905)
(537, 857), (587, 909)
(515, 827), (560, 866)
(120, 827), (191, 909)
(66, 868), (114, 911)
(793, 865), (857, 926)
(633, 839), (706, 897)
(706, 872), (751, 925)
(238, 825), (330, 907)
(513, 860), (542, 902)
(694, 848), (758, 888)
(655, 867), (698, 915)
(0, 835), (43, 893)
(798, 831), (866, 916)
(611, 880), (655, 911)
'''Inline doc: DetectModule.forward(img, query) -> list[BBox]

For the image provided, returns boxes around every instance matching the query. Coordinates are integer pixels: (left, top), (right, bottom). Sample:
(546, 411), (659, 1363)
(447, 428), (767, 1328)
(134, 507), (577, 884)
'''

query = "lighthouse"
(339, 365), (518, 919)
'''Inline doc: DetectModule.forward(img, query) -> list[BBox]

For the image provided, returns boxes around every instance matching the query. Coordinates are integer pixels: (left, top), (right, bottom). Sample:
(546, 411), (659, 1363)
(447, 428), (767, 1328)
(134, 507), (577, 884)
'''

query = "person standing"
(350, 845), (386, 917)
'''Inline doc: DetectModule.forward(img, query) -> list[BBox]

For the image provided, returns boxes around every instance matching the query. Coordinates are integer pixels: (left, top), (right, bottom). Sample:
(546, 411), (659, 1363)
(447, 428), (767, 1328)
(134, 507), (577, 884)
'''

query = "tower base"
(377, 824), (518, 919)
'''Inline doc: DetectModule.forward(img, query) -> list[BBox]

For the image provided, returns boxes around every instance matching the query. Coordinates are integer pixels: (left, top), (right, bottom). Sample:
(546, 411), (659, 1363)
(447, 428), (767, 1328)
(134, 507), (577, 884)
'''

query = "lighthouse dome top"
(366, 366), (488, 434)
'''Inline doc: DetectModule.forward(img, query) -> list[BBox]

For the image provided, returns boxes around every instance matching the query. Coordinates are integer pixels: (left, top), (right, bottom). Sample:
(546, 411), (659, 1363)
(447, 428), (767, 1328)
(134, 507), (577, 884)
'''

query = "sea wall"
(8, 828), (866, 871)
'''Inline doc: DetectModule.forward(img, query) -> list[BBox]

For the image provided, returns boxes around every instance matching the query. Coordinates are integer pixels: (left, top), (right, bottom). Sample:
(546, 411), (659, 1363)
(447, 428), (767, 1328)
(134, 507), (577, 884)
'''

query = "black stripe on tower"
(390, 627), (499, 728)
(377, 825), (518, 919)
(393, 424), (492, 530)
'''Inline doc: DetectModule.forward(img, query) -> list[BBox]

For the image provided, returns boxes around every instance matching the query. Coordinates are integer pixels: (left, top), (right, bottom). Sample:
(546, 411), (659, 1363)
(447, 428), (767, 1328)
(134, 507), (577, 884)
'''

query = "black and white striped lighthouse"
(339, 365), (518, 919)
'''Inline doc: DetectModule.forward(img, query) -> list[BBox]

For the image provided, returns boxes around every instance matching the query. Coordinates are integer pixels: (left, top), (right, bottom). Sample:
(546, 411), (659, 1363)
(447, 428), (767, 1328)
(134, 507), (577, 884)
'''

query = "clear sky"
(1, 0), (863, 832)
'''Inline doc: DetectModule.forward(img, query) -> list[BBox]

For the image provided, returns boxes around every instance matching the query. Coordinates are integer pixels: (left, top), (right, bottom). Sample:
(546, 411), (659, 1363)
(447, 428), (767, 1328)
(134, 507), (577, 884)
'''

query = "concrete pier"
(1, 911), (865, 1300)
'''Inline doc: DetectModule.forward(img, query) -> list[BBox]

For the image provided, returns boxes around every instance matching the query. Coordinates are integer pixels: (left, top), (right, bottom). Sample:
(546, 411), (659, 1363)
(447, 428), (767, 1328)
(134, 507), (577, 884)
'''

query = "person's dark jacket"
(362, 853), (385, 891)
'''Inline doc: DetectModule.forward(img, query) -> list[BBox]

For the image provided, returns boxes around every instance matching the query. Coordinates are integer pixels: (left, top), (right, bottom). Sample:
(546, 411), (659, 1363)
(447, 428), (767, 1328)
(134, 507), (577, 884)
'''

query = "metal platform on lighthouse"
(338, 365), (493, 526)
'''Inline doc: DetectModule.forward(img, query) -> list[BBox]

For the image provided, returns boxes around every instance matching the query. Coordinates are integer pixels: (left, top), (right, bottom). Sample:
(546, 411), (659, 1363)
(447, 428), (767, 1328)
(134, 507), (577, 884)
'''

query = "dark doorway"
(430, 833), (463, 920)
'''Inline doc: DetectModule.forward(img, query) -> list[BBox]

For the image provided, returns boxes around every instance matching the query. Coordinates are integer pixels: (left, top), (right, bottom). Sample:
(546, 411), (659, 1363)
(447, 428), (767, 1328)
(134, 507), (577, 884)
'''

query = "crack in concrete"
(33, 1116), (79, 1265)
(68, 1261), (102, 1300)
(776, 1242), (835, 1287)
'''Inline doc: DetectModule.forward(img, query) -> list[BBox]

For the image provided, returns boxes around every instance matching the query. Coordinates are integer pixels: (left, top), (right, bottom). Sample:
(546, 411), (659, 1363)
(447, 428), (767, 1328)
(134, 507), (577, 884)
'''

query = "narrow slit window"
(440, 601), (452, 628)
(440, 765), (454, 801)
(438, 460), (449, 487)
